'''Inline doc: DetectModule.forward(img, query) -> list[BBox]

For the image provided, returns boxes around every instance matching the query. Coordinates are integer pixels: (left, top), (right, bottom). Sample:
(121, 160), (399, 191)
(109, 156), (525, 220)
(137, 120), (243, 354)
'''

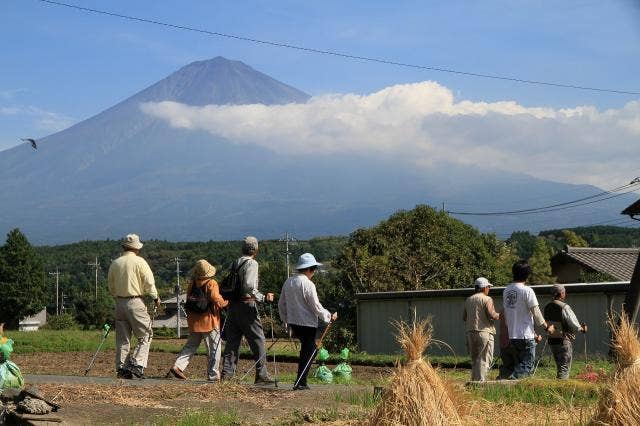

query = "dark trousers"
(290, 324), (317, 387)
(221, 301), (268, 380)
(550, 338), (573, 379)
(510, 338), (536, 379)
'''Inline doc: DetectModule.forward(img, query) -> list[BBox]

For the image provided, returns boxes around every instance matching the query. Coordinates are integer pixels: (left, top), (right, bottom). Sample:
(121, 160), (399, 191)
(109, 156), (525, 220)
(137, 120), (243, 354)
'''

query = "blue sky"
(2, 0), (639, 153)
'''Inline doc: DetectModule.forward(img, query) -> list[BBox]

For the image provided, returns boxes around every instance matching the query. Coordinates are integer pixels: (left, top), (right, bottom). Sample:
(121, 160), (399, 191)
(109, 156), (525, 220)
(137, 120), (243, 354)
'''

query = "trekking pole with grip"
(269, 302), (278, 387)
(293, 320), (333, 389)
(84, 323), (111, 376)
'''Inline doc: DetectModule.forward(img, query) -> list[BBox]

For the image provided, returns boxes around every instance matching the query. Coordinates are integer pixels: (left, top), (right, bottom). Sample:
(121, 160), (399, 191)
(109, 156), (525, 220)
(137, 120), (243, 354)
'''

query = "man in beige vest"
(107, 234), (160, 379)
(463, 277), (500, 382)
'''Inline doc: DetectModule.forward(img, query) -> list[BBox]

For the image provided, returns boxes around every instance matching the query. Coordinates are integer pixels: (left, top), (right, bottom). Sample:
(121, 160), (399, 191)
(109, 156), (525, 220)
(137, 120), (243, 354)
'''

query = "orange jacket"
(186, 278), (228, 332)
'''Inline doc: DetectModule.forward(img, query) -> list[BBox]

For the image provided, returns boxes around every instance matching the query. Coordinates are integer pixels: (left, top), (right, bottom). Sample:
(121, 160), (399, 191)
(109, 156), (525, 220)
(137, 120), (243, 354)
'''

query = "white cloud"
(140, 81), (640, 188)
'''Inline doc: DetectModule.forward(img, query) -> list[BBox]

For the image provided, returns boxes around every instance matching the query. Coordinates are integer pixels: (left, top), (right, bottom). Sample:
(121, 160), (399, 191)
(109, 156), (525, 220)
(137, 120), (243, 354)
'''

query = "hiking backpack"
(220, 259), (249, 301)
(184, 284), (210, 314)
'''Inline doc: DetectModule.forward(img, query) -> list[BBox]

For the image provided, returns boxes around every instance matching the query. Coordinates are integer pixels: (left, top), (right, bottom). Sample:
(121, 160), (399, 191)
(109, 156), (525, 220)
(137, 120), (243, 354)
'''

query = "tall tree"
(0, 229), (47, 328)
(528, 237), (556, 285)
(561, 229), (589, 248)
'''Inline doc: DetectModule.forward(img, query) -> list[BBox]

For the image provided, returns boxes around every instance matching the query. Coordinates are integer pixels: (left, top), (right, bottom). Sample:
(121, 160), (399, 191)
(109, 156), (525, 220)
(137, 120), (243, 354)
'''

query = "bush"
(154, 326), (177, 338)
(43, 313), (78, 330)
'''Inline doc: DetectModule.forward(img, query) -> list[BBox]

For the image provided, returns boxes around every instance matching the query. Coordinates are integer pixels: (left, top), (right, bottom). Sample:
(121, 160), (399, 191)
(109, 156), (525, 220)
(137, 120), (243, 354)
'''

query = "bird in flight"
(21, 138), (37, 149)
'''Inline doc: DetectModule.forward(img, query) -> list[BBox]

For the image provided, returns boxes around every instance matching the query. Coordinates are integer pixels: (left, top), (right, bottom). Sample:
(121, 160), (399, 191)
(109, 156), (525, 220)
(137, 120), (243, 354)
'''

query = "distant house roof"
(622, 198), (640, 217)
(560, 246), (639, 281)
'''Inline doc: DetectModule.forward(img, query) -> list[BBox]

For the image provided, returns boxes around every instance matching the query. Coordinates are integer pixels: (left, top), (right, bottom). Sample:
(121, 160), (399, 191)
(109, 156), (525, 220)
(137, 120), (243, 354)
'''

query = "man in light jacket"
(463, 277), (500, 382)
(107, 234), (160, 379)
(279, 253), (337, 390)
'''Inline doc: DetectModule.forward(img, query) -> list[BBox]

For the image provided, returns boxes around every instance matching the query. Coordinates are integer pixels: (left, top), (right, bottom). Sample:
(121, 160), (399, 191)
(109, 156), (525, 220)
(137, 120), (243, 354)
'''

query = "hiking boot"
(293, 384), (310, 391)
(169, 366), (187, 380)
(117, 368), (133, 379)
(129, 365), (146, 379)
(254, 375), (276, 385)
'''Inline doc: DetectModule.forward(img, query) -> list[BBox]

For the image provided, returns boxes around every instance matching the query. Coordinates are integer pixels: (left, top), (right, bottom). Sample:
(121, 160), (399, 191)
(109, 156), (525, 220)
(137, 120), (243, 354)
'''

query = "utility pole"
(87, 256), (100, 300)
(174, 257), (182, 338)
(49, 268), (60, 316)
(279, 232), (297, 279)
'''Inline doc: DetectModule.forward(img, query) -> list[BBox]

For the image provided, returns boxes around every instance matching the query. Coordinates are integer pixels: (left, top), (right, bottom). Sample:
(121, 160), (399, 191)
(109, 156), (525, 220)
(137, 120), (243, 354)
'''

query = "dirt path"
(13, 351), (392, 382)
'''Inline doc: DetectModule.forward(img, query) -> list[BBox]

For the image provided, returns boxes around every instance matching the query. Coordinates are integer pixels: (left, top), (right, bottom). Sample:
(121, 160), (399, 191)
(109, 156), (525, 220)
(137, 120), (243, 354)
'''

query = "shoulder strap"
(235, 258), (250, 273)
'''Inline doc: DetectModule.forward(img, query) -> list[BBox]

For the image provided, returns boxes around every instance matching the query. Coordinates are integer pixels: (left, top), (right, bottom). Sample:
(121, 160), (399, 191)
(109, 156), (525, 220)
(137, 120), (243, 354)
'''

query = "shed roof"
(622, 198), (640, 217)
(562, 246), (639, 281)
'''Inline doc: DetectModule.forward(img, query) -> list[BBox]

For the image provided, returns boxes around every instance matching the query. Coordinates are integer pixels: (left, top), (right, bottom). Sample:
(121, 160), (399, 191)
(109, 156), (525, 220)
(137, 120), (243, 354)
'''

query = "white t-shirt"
(503, 282), (539, 339)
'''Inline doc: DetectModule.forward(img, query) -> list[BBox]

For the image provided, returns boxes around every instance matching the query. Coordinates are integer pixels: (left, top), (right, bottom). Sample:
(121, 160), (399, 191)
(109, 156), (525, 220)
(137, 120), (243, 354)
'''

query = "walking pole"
(84, 324), (111, 376)
(293, 320), (333, 389)
(269, 303), (278, 387)
(531, 336), (548, 377)
(237, 337), (281, 382)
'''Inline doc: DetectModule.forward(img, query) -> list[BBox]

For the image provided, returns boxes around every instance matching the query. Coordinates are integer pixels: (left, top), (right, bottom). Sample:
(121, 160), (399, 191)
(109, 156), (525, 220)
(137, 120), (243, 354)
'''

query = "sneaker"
(254, 375), (276, 385)
(169, 366), (187, 380)
(129, 365), (146, 379)
(293, 384), (310, 391)
(117, 369), (133, 379)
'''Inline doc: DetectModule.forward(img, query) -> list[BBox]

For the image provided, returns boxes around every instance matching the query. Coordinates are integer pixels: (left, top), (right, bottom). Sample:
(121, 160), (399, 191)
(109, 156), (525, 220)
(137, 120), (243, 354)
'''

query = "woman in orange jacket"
(169, 259), (228, 381)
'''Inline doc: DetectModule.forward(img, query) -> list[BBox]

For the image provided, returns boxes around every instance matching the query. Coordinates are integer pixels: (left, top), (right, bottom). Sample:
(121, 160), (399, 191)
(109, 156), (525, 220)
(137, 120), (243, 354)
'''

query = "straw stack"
(592, 311), (640, 425)
(368, 319), (462, 426)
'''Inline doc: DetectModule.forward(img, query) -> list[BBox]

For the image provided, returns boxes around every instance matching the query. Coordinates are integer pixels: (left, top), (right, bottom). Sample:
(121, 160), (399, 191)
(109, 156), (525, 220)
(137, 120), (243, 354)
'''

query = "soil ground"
(10, 351), (595, 425)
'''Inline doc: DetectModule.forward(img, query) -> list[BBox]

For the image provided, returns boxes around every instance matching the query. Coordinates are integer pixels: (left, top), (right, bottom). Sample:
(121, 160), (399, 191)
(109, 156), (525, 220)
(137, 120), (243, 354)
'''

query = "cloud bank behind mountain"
(142, 81), (640, 189)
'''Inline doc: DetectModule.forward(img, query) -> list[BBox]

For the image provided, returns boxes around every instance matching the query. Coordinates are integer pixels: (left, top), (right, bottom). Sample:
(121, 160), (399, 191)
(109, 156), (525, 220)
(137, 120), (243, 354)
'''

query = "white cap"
(474, 277), (492, 289)
(295, 253), (323, 270)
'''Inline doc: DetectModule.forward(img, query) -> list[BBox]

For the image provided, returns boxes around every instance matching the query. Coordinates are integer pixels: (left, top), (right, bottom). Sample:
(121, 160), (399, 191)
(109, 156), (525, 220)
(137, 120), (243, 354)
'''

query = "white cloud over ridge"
(140, 81), (640, 188)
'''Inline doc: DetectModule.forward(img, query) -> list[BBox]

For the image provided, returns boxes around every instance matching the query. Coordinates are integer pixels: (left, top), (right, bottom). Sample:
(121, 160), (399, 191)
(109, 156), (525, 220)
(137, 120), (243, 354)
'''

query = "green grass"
(333, 389), (381, 408)
(152, 408), (241, 426)
(467, 378), (601, 406)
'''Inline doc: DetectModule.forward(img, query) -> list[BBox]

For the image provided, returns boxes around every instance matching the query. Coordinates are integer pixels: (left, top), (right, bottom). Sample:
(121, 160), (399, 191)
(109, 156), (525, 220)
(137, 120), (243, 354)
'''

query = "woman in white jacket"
(278, 253), (337, 390)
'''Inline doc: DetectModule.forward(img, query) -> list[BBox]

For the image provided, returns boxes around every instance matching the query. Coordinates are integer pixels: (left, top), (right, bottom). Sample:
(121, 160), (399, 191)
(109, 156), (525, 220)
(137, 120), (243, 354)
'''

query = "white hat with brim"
(122, 233), (143, 250)
(474, 277), (492, 289)
(295, 253), (322, 270)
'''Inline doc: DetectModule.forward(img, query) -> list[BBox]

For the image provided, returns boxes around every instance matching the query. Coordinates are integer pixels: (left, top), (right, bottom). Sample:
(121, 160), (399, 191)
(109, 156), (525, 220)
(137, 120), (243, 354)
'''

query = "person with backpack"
(168, 259), (228, 381)
(543, 284), (587, 379)
(220, 236), (275, 384)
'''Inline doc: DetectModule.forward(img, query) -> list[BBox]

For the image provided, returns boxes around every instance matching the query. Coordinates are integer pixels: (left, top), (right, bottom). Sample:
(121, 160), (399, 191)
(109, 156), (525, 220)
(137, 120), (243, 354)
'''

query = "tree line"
(1, 205), (638, 346)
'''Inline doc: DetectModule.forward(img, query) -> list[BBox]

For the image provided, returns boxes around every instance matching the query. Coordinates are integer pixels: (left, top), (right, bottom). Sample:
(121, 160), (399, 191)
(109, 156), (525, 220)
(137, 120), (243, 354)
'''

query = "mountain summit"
(0, 57), (631, 243)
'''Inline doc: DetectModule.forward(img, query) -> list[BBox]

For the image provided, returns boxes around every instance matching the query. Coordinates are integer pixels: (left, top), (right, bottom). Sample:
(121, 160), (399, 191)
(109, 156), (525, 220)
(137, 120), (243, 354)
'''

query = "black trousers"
(290, 324), (317, 386)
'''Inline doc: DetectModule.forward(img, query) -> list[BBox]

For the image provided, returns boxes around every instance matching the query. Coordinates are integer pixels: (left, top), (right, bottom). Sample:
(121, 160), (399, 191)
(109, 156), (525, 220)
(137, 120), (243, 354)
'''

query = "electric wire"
(448, 180), (640, 216)
(35, 0), (640, 96)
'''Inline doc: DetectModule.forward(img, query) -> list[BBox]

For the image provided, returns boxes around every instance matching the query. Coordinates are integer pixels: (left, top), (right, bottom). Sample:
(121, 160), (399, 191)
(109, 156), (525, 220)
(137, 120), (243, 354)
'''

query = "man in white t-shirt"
(502, 260), (555, 379)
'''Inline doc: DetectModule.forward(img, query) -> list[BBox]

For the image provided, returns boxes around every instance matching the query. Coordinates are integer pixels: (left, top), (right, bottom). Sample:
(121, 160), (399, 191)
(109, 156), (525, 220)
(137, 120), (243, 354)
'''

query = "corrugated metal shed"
(356, 282), (629, 357)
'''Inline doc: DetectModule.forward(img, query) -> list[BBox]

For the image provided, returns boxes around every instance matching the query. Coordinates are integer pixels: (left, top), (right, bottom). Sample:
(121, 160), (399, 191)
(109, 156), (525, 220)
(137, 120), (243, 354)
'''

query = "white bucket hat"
(295, 253), (322, 270)
(474, 277), (492, 289)
(122, 233), (143, 250)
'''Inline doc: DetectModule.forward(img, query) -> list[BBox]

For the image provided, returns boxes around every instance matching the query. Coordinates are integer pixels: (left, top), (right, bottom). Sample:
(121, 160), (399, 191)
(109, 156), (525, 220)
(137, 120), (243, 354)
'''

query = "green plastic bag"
(314, 365), (333, 383)
(339, 347), (350, 360)
(0, 361), (24, 391)
(333, 362), (352, 380)
(318, 348), (330, 362)
(0, 337), (14, 362)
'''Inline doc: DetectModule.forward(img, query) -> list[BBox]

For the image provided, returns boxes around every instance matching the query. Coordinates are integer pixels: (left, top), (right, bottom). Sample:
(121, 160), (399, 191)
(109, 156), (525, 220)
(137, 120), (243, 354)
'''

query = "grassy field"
(7, 329), (614, 424)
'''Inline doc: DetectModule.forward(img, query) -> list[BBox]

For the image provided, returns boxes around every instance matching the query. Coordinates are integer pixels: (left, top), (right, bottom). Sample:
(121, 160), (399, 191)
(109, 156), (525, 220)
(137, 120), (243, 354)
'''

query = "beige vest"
(464, 292), (496, 334)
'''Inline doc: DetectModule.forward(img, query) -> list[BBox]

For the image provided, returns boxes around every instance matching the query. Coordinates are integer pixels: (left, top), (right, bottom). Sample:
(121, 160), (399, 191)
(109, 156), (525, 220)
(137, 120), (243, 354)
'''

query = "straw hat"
(192, 259), (217, 279)
(122, 234), (143, 250)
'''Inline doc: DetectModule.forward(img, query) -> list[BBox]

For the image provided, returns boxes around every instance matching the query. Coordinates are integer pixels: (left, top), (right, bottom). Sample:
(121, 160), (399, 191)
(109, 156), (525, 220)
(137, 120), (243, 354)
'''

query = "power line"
(448, 179), (640, 216)
(35, 0), (640, 96)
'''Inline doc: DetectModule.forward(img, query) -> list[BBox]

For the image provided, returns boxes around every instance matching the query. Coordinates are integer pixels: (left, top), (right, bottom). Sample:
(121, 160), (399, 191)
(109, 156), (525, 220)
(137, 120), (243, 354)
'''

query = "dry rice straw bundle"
(592, 311), (640, 425)
(368, 319), (462, 426)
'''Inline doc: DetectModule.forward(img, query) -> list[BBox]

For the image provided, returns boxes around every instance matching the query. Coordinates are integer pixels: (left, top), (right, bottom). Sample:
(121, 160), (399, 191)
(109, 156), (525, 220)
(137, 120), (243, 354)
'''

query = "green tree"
(508, 231), (538, 259)
(335, 205), (507, 293)
(528, 238), (556, 284)
(561, 229), (588, 247)
(0, 229), (47, 328)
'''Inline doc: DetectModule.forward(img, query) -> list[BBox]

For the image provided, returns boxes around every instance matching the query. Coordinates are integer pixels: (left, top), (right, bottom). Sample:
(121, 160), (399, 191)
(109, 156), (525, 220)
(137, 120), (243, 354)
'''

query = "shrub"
(43, 313), (78, 330)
